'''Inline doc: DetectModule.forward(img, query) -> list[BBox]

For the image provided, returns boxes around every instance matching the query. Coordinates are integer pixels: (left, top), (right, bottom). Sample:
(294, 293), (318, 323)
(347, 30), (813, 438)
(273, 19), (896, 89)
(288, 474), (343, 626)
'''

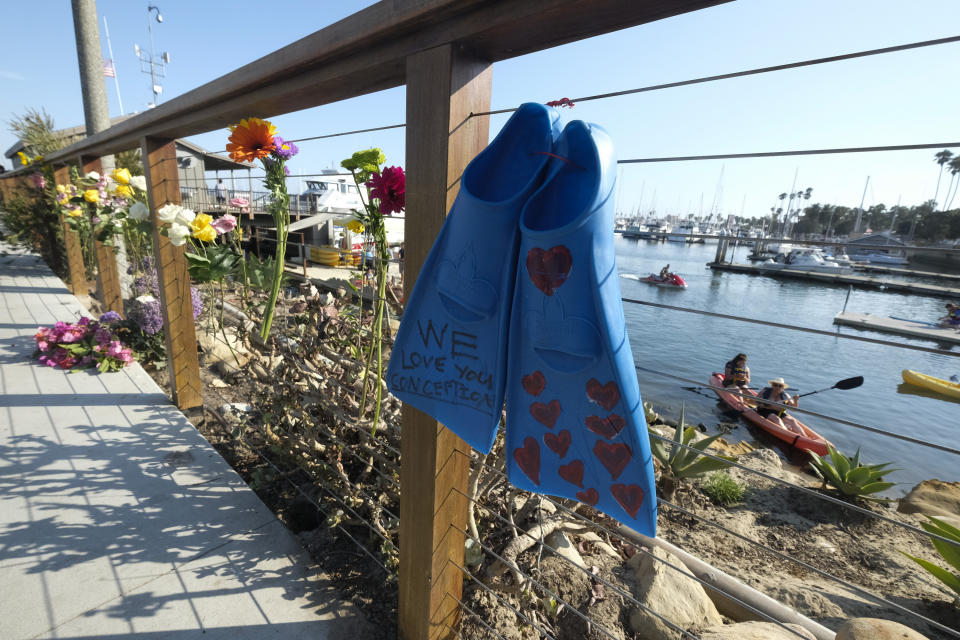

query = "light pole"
(135, 5), (169, 107)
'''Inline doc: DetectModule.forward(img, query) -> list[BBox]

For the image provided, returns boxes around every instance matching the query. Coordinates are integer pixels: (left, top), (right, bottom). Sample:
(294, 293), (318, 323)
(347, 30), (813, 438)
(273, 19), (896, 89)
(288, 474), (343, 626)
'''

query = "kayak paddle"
(795, 375), (864, 399)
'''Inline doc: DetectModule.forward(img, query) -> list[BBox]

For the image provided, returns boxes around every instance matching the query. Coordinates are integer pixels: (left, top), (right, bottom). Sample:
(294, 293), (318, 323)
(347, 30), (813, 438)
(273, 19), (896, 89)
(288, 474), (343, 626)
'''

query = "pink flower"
(211, 214), (237, 235)
(31, 173), (46, 189)
(366, 166), (405, 215)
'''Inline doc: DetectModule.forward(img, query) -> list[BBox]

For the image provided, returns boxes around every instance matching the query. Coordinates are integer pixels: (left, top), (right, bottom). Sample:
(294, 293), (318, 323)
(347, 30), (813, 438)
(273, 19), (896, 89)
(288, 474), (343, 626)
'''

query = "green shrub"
(703, 471), (747, 506)
(649, 404), (734, 500)
(808, 446), (896, 501)
(901, 516), (960, 602)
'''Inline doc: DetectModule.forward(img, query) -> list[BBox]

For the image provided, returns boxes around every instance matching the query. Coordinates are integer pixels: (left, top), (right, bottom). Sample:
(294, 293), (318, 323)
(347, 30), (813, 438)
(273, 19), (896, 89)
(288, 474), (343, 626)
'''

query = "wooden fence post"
(399, 44), (492, 640)
(80, 156), (124, 314)
(141, 137), (203, 410)
(54, 165), (88, 296)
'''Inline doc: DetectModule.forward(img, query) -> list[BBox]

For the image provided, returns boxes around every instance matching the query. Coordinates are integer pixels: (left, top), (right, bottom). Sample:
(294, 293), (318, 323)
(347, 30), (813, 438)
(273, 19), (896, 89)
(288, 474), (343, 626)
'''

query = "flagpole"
(102, 16), (124, 115)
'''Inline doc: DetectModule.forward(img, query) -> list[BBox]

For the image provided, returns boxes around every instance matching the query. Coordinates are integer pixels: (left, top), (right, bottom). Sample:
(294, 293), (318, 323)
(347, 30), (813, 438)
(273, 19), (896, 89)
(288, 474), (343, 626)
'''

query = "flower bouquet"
(33, 312), (134, 372)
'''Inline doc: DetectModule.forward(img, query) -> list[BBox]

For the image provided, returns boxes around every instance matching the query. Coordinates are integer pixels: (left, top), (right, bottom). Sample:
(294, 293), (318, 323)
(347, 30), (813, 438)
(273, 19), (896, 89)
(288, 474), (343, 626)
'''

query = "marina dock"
(833, 312), (960, 346)
(851, 262), (960, 282)
(708, 262), (960, 299)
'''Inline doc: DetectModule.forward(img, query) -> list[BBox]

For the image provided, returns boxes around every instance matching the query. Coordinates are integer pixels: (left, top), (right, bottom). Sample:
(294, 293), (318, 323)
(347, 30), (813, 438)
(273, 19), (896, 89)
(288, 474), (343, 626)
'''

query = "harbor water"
(616, 238), (960, 494)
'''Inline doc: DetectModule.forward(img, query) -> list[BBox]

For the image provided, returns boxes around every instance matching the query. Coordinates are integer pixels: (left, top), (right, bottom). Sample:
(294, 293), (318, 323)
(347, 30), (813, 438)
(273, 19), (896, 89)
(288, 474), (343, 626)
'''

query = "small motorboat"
(709, 373), (832, 456)
(902, 369), (960, 401)
(640, 273), (688, 288)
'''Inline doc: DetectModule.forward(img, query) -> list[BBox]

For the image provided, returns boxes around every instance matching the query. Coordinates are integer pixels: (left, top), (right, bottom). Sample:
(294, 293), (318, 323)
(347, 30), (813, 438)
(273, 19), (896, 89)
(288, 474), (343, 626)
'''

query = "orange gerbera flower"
(226, 117), (277, 163)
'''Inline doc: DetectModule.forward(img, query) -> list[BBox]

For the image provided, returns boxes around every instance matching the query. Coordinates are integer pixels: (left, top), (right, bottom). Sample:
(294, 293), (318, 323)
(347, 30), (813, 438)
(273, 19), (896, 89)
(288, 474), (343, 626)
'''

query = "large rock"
(836, 617), (930, 640)
(544, 531), (585, 570)
(626, 545), (723, 640)
(897, 479), (960, 518)
(698, 621), (815, 639)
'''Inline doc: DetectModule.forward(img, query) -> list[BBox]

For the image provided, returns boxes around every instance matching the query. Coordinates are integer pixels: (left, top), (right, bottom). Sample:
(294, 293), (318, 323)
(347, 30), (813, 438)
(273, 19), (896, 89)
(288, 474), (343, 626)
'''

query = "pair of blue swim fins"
(386, 102), (656, 535)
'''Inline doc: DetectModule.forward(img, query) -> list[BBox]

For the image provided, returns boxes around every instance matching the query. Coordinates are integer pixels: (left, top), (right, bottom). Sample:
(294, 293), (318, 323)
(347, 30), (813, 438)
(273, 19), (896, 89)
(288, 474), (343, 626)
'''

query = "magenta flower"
(211, 214), (237, 235)
(366, 166), (405, 215)
(31, 173), (46, 189)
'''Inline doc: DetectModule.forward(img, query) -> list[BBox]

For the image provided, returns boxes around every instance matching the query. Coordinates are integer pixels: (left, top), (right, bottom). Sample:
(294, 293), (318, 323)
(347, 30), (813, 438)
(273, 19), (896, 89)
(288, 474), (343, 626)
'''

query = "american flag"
(103, 59), (116, 78)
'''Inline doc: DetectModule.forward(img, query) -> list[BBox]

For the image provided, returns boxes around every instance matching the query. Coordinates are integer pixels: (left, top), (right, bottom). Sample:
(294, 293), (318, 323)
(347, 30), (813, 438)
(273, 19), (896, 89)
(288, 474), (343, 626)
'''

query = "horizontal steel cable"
(634, 363), (960, 457)
(470, 35), (960, 118)
(622, 297), (960, 359)
(618, 141), (960, 164)
(658, 499), (960, 638)
(443, 592), (511, 640)
(453, 487), (809, 640)
(203, 36), (960, 157)
(458, 451), (953, 636)
(451, 559), (558, 640)
(449, 523), (623, 640)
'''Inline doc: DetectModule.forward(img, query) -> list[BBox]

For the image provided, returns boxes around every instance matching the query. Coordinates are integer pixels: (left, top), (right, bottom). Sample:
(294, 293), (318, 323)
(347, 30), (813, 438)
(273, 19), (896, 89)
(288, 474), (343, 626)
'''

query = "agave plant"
(649, 404), (734, 500)
(808, 446), (896, 501)
(901, 516), (960, 602)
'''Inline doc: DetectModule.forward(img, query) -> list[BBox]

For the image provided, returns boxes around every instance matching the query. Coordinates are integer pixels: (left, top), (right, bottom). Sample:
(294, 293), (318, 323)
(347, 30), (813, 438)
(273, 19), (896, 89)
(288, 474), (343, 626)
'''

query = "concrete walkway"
(0, 242), (373, 639)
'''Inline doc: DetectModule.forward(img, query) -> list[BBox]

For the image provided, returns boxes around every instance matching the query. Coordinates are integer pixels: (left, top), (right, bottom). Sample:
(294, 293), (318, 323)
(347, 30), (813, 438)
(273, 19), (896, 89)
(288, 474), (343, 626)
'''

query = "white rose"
(128, 202), (149, 221)
(130, 175), (147, 191)
(167, 223), (191, 246)
(175, 208), (196, 226)
(84, 171), (100, 181)
(135, 294), (156, 304)
(157, 203), (182, 224)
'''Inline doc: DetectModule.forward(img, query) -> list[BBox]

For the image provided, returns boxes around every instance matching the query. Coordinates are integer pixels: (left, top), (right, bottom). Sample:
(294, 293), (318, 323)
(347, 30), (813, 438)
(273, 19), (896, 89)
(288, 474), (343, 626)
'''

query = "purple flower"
(272, 136), (299, 160)
(31, 173), (46, 189)
(284, 165), (290, 176)
(128, 297), (163, 335)
(99, 311), (122, 324)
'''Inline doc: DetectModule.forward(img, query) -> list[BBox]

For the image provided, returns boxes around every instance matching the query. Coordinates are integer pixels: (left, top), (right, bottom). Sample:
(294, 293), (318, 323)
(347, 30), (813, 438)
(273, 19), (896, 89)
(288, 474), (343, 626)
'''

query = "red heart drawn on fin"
(611, 483), (645, 519)
(513, 437), (540, 485)
(530, 399), (561, 428)
(558, 460), (584, 487)
(593, 441), (632, 480)
(585, 414), (626, 440)
(586, 378), (620, 411)
(576, 488), (599, 506)
(526, 246), (572, 296)
(543, 430), (571, 458)
(522, 371), (546, 396)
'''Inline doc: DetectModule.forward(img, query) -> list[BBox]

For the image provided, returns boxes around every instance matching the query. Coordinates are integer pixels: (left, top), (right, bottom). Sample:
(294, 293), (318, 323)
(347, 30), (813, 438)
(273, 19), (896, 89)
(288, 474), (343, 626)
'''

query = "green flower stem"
(259, 159), (290, 341)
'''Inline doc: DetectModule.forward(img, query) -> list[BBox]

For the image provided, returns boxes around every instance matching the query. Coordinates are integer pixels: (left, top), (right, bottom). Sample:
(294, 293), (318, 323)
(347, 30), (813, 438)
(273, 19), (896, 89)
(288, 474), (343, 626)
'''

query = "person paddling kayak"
(722, 353), (750, 389)
(757, 377), (800, 433)
(939, 303), (960, 328)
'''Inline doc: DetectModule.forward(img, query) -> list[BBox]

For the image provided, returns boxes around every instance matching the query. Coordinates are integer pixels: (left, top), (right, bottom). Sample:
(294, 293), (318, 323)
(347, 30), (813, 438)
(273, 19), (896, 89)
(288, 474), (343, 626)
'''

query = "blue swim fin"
(505, 120), (657, 535)
(387, 102), (562, 454)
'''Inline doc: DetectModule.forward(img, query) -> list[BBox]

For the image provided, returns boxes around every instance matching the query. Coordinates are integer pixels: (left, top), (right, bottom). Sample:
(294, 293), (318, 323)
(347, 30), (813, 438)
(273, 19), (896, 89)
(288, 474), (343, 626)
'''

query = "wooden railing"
(1, 2), (726, 638)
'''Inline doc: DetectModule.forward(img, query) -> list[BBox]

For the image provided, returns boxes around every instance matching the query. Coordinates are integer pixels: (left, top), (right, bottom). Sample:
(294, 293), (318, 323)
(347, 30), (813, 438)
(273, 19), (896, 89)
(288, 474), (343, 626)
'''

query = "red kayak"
(640, 273), (688, 288)
(709, 373), (831, 456)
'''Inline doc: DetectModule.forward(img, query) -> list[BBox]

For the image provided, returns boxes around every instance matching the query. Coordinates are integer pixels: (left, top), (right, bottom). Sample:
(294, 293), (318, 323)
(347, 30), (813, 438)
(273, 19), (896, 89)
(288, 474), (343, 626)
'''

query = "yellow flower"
(33, 155), (43, 163)
(111, 168), (131, 185)
(17, 151), (30, 166)
(347, 219), (365, 234)
(67, 208), (83, 218)
(193, 224), (217, 243)
(114, 184), (133, 198)
(189, 213), (213, 234)
(83, 189), (100, 204)
(56, 184), (67, 194)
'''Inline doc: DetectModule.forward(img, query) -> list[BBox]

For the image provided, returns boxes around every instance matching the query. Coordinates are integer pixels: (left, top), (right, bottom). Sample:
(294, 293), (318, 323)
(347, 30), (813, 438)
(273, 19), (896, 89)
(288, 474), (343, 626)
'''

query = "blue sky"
(3, 0), (960, 219)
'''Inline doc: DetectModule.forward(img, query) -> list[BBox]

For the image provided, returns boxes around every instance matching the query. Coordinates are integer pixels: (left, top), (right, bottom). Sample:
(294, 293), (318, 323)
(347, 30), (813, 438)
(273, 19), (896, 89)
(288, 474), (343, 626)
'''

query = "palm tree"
(933, 150), (954, 205)
(946, 156), (960, 211)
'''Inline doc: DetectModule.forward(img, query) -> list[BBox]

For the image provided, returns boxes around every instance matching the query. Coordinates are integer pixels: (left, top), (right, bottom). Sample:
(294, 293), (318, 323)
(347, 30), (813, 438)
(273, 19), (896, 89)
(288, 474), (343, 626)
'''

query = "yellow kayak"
(902, 369), (960, 401)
